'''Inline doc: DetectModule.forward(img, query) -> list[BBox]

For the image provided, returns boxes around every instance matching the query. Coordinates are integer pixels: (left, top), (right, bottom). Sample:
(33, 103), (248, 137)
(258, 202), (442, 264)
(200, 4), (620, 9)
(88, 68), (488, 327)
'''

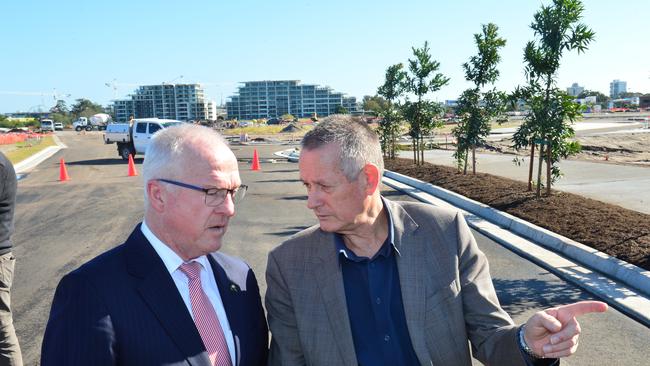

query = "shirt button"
(376, 297), (381, 305)
(384, 335), (390, 342)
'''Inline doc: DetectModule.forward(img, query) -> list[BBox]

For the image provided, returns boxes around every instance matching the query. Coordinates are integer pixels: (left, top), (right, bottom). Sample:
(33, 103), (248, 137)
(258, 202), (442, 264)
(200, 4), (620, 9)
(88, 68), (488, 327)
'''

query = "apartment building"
(226, 80), (357, 120)
(566, 82), (584, 97)
(609, 79), (627, 98)
(112, 84), (212, 122)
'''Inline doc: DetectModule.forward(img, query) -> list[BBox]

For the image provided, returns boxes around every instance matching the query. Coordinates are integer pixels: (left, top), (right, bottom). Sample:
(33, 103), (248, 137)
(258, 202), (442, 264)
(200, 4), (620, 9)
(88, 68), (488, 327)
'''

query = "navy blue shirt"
(335, 200), (420, 366)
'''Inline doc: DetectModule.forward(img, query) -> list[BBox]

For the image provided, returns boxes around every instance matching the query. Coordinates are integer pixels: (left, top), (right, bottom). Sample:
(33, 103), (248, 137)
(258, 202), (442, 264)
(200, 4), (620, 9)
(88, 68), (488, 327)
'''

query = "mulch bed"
(385, 157), (650, 271)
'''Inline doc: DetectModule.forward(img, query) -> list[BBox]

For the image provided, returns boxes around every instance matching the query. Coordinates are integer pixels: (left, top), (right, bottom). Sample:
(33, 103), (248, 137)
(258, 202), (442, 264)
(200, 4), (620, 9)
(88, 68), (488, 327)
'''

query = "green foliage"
(513, 0), (595, 196)
(335, 105), (349, 114)
(280, 113), (295, 121)
(402, 41), (450, 165)
(577, 89), (609, 103)
(377, 63), (407, 159)
(0, 118), (38, 129)
(70, 98), (105, 120)
(50, 100), (69, 114)
(453, 23), (507, 174)
(361, 95), (389, 114)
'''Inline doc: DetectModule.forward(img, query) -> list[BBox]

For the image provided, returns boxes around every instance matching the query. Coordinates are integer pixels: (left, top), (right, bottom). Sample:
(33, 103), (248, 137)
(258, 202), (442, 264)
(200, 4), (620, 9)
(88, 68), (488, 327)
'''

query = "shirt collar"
(335, 196), (400, 262)
(141, 220), (211, 275)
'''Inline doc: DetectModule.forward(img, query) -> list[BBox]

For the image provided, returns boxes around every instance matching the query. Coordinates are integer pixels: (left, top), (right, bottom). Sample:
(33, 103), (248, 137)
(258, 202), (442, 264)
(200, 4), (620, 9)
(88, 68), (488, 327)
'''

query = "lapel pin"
(230, 283), (240, 292)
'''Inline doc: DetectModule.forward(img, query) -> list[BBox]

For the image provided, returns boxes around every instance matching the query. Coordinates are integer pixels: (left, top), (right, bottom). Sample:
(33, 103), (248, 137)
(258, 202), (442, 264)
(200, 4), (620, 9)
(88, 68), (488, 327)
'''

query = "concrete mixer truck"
(72, 113), (111, 131)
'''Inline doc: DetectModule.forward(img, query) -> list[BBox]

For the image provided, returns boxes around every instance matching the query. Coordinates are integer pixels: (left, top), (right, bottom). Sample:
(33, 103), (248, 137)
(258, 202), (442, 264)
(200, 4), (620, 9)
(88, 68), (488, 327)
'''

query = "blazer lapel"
(207, 255), (240, 366)
(125, 226), (212, 366)
(389, 201), (441, 365)
(312, 231), (358, 366)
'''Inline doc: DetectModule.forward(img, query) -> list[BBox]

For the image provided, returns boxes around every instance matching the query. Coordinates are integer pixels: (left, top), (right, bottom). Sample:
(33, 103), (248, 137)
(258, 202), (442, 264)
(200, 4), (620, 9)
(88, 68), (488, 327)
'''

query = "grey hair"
(143, 123), (228, 204)
(301, 114), (383, 181)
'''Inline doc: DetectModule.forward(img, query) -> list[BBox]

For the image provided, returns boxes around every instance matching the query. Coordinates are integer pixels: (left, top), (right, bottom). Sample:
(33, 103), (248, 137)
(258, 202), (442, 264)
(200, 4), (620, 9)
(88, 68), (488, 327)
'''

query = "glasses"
(157, 178), (248, 206)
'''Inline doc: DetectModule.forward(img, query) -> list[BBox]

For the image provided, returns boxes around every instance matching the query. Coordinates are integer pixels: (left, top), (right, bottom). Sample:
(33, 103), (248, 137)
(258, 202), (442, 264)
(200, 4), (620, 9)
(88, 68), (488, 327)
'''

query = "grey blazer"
(265, 200), (527, 366)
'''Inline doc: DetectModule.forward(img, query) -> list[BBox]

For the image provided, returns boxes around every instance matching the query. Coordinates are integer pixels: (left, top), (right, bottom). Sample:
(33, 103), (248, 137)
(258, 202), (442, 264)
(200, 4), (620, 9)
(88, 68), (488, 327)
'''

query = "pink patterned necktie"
(179, 261), (233, 366)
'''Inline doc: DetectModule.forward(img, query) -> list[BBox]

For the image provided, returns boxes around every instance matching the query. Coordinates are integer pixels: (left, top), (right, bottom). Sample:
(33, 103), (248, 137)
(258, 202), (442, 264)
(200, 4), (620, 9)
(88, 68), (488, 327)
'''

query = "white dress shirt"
(141, 221), (236, 365)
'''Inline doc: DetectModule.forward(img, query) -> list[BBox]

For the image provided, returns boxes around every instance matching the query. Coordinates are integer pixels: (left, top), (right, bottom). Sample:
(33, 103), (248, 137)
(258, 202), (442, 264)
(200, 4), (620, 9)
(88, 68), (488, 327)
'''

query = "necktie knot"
(179, 261), (202, 281)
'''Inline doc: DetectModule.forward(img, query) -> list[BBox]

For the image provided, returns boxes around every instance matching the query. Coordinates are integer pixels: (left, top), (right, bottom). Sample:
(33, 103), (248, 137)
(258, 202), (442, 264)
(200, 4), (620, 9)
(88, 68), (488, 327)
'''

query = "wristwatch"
(518, 324), (545, 359)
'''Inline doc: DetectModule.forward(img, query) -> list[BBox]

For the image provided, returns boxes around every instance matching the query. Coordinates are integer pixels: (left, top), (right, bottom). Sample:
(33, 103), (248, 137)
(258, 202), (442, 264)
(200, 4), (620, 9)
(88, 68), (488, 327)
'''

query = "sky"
(1, 0), (648, 113)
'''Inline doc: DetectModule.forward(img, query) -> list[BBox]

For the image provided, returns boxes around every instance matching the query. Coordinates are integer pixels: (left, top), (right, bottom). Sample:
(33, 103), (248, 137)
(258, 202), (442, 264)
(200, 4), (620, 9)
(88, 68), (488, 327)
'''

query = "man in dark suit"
(265, 115), (607, 366)
(42, 124), (268, 366)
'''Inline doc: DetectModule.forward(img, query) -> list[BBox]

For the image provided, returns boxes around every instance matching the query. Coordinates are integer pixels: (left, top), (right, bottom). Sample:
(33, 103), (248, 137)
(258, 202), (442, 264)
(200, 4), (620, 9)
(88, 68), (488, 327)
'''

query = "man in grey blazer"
(265, 115), (607, 366)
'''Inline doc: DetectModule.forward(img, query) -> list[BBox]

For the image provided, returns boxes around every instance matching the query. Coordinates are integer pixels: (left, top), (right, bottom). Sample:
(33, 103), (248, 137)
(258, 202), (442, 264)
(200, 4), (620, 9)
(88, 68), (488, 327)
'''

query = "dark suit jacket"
(42, 224), (268, 366)
(266, 200), (526, 366)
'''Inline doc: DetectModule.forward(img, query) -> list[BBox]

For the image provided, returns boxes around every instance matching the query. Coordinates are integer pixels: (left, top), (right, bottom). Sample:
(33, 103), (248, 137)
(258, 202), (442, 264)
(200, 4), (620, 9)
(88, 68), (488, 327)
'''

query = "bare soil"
(384, 157), (650, 271)
(485, 132), (650, 166)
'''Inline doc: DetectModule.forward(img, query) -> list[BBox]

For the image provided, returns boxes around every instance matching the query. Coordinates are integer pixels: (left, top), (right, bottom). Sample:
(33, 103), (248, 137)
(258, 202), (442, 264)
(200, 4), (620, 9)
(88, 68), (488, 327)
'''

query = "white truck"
(103, 118), (184, 160)
(73, 113), (111, 131)
(40, 119), (54, 132)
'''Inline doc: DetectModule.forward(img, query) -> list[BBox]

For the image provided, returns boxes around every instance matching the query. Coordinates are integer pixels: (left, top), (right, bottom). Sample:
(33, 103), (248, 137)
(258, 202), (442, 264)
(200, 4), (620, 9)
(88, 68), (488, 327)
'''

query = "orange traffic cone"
(59, 158), (70, 182)
(128, 154), (138, 176)
(251, 149), (261, 171)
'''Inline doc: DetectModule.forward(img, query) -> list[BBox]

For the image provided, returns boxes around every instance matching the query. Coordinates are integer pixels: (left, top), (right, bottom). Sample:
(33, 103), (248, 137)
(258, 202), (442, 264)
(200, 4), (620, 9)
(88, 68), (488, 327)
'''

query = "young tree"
(377, 64), (407, 159)
(512, 0), (594, 197)
(402, 41), (449, 165)
(453, 23), (507, 174)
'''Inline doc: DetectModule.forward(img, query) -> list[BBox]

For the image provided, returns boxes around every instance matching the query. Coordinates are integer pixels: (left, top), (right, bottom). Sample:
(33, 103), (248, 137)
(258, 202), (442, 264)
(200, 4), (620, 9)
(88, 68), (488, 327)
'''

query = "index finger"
(558, 301), (608, 318)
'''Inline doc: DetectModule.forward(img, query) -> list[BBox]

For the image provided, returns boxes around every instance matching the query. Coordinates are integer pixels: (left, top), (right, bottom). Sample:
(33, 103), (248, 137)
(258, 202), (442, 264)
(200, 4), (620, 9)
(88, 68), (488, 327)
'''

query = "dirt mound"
(385, 157), (650, 271)
(280, 124), (302, 133)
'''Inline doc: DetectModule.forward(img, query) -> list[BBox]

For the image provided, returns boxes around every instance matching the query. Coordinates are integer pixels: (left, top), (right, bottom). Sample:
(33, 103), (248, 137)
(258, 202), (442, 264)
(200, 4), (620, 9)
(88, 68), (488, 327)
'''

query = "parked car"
(54, 122), (64, 131)
(267, 118), (281, 125)
(40, 119), (54, 132)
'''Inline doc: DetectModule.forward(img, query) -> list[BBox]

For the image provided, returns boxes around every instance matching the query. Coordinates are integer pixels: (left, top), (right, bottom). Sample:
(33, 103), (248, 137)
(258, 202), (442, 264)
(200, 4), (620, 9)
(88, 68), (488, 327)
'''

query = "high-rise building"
(226, 80), (357, 120)
(609, 80), (627, 98)
(112, 84), (211, 122)
(566, 83), (584, 97)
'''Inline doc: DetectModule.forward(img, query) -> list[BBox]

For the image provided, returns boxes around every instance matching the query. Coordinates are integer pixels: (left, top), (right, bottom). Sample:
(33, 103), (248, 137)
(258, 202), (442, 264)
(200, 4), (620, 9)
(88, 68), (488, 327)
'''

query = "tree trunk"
(412, 139), (417, 164)
(546, 139), (552, 196)
(536, 143), (544, 197)
(528, 142), (535, 191)
(472, 147), (476, 175)
(420, 136), (424, 166)
(463, 148), (468, 174)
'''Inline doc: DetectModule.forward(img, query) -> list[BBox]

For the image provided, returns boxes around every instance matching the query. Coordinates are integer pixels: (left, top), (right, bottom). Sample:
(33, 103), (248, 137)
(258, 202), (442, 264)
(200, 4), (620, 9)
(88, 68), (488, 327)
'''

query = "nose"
(306, 189), (321, 210)
(213, 192), (236, 217)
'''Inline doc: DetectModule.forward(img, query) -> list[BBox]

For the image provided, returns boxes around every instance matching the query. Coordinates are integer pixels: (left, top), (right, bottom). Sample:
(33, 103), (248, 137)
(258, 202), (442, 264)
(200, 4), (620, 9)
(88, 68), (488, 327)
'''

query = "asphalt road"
(11, 131), (650, 365)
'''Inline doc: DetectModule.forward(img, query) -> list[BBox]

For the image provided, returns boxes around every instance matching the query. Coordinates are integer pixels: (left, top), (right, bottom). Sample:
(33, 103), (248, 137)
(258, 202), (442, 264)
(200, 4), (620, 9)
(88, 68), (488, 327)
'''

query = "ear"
(147, 180), (167, 212)
(361, 164), (381, 195)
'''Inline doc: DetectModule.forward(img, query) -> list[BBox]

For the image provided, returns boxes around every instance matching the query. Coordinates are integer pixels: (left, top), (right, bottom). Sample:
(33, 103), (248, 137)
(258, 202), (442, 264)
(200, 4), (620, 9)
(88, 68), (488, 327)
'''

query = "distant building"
(566, 83), (584, 97)
(445, 100), (458, 107)
(226, 80), (357, 120)
(111, 84), (212, 122)
(609, 79), (627, 98)
(639, 94), (650, 109)
(576, 95), (597, 105)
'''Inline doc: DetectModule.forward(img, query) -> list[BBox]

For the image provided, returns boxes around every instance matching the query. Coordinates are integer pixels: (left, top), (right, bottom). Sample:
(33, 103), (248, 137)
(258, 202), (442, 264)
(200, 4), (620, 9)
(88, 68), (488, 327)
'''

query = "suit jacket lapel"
(207, 255), (240, 365)
(313, 230), (358, 366)
(389, 201), (441, 364)
(125, 225), (212, 366)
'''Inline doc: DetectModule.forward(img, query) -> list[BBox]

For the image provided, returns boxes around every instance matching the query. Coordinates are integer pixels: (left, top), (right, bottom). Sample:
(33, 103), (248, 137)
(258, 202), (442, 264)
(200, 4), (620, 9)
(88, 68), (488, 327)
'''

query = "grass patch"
(222, 124), (314, 136)
(5, 136), (57, 164)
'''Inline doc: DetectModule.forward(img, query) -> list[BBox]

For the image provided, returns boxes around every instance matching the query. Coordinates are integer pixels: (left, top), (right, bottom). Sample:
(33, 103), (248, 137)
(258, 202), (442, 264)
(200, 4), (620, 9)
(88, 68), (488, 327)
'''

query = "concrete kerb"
(383, 170), (650, 298)
(14, 134), (67, 174)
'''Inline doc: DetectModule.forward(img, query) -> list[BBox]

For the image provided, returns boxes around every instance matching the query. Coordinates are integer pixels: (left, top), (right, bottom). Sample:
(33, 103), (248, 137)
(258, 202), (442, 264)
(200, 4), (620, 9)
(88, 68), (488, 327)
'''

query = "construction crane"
(162, 75), (184, 85)
(0, 89), (71, 112)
